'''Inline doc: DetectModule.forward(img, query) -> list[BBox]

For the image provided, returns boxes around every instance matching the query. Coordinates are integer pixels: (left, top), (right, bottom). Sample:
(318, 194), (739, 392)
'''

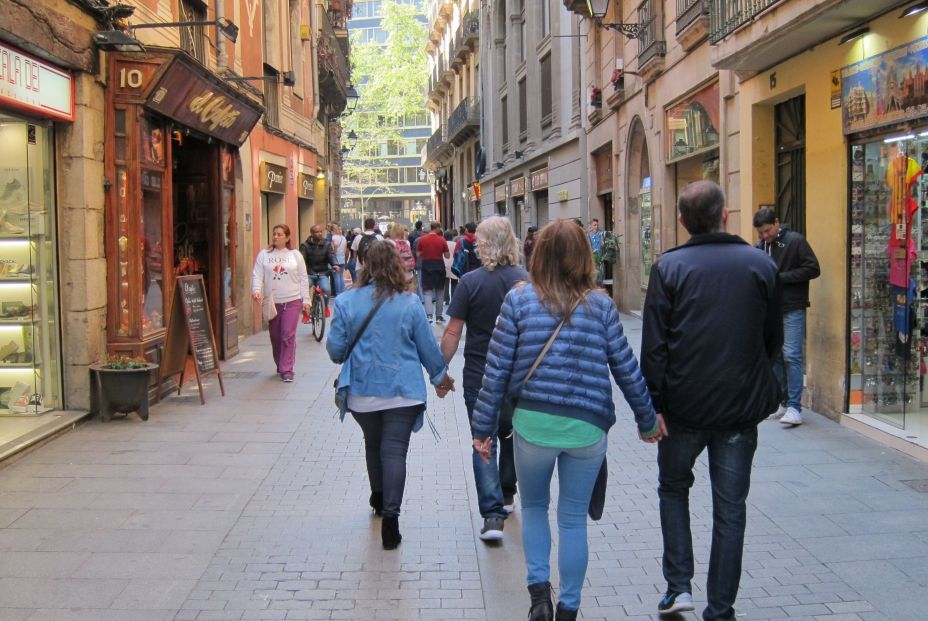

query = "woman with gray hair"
(440, 216), (527, 542)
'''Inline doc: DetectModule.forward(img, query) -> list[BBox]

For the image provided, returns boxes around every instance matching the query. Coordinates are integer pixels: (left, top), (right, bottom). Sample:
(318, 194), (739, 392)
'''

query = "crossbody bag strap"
(522, 296), (583, 386)
(343, 296), (386, 363)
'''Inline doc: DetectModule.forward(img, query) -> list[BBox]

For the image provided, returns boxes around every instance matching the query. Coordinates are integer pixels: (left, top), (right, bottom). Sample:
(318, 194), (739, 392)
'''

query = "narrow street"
(0, 316), (926, 620)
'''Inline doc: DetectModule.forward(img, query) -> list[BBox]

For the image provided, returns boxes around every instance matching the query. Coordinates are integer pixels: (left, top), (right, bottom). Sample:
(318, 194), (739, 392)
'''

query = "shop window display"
(849, 138), (928, 430)
(0, 117), (61, 416)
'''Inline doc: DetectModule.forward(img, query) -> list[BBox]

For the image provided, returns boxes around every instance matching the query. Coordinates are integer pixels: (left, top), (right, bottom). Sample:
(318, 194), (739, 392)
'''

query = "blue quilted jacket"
(471, 284), (656, 439)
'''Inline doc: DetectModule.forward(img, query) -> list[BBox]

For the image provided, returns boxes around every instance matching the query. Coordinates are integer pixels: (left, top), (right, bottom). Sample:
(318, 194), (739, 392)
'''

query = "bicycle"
(308, 271), (331, 342)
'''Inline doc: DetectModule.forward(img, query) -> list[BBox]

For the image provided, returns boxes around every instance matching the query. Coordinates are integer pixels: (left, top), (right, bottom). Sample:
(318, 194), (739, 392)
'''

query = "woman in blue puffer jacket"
(471, 220), (667, 621)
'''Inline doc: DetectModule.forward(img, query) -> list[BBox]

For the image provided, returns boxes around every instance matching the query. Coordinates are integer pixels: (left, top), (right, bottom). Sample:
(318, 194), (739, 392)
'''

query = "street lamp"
(345, 84), (360, 114)
(586, 0), (645, 39)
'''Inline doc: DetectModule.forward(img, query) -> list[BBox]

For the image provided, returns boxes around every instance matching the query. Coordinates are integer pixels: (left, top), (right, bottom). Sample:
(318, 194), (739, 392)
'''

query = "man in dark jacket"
(300, 225), (339, 310)
(642, 181), (783, 621)
(753, 207), (820, 426)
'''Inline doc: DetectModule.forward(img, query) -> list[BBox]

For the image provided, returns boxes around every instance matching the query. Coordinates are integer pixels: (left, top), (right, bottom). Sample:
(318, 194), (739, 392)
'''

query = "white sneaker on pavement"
(780, 407), (802, 426)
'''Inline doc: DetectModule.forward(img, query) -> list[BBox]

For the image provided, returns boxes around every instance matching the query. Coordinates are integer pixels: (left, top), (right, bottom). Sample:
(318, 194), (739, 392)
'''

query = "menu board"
(159, 275), (224, 404)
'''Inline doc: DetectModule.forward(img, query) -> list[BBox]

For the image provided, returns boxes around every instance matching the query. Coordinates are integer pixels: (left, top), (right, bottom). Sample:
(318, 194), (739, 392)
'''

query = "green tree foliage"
(342, 0), (428, 187)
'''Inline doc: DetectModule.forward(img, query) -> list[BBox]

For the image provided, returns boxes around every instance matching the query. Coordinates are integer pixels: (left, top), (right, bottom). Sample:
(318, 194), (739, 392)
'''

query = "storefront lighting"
(900, 1), (928, 17)
(919, 131), (928, 137)
(93, 30), (146, 53)
(132, 17), (239, 43)
(883, 134), (915, 143)
(838, 27), (869, 45)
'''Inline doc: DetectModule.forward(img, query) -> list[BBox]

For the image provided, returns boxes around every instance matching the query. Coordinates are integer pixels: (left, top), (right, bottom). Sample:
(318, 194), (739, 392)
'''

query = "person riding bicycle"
(299, 225), (339, 310)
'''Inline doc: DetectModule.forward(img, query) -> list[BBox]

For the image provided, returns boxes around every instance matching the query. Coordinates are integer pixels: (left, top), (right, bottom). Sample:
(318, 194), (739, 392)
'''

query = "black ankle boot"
(369, 492), (383, 516)
(554, 602), (578, 621)
(381, 516), (402, 550)
(527, 582), (553, 621)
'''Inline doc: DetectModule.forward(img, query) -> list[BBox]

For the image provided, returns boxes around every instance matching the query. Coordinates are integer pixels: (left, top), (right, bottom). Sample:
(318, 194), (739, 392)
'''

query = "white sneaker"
(769, 404), (787, 419)
(502, 495), (515, 513)
(780, 407), (803, 426)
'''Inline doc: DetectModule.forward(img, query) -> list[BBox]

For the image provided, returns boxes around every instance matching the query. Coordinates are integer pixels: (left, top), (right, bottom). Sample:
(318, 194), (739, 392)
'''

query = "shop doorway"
(171, 135), (229, 358)
(849, 132), (928, 444)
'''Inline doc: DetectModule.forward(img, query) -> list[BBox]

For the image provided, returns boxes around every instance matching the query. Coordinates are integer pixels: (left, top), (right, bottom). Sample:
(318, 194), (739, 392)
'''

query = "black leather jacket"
(299, 237), (336, 274)
(642, 233), (783, 431)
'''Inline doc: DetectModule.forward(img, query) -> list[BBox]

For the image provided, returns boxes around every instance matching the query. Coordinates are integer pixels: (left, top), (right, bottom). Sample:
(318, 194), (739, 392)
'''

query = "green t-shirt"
(513, 406), (605, 448)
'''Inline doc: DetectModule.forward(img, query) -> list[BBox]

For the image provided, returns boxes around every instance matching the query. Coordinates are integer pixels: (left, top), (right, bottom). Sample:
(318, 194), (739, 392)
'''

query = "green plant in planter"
(99, 355), (150, 370)
(93, 355), (156, 421)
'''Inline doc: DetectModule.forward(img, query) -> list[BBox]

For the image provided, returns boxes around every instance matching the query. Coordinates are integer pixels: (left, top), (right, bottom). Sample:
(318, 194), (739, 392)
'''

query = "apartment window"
(540, 54), (552, 127)
(500, 95), (511, 157)
(179, 0), (206, 63)
(264, 65), (280, 128)
(518, 78), (527, 141)
(637, 0), (662, 58)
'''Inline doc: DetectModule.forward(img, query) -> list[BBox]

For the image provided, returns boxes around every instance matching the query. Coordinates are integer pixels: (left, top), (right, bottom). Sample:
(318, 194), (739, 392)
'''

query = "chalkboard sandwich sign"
(159, 275), (226, 404)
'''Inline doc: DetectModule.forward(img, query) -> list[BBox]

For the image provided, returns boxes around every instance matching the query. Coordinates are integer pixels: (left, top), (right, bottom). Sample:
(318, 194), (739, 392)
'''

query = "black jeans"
(657, 424), (758, 621)
(352, 404), (424, 518)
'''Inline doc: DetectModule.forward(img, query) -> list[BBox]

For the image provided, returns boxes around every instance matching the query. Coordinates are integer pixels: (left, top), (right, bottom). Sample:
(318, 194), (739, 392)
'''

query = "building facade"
(475, 0), (587, 239)
(571, 0), (928, 457)
(0, 0), (349, 455)
(423, 0), (480, 229)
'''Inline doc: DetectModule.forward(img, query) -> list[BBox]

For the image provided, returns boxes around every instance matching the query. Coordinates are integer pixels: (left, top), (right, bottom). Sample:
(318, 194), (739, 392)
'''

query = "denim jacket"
(327, 285), (448, 426)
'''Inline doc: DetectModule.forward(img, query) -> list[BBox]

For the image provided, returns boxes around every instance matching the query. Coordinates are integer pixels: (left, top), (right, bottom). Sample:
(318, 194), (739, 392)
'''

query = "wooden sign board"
(159, 275), (225, 404)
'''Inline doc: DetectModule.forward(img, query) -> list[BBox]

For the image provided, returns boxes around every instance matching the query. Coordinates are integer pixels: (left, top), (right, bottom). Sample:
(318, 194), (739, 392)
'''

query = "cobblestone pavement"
(0, 316), (927, 620)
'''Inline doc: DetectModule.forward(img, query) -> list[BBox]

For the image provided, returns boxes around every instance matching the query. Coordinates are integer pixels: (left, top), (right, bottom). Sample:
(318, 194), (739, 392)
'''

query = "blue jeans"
(352, 404), (425, 518)
(333, 263), (345, 295)
(773, 309), (805, 411)
(346, 259), (357, 284)
(309, 273), (331, 298)
(464, 388), (515, 519)
(515, 432), (606, 611)
(657, 424), (758, 621)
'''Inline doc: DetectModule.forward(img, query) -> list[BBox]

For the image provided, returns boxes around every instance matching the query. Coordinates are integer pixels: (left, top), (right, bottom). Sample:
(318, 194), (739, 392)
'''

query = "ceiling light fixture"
(838, 27), (869, 45)
(900, 1), (928, 17)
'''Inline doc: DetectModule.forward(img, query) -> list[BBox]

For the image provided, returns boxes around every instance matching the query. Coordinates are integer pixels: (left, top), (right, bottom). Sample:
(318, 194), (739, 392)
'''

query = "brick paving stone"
(0, 318), (925, 619)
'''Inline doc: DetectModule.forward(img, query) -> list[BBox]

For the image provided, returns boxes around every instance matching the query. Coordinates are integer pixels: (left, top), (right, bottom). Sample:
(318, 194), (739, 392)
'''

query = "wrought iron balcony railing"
(448, 97), (480, 143)
(709, 0), (782, 43)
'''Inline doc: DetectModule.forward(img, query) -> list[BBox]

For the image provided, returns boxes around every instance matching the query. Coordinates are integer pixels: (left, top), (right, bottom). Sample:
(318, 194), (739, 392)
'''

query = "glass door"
(849, 132), (928, 431)
(0, 115), (61, 416)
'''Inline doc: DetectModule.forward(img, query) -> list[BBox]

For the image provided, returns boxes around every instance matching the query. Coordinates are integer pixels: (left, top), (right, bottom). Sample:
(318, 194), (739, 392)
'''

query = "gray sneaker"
(479, 517), (504, 541)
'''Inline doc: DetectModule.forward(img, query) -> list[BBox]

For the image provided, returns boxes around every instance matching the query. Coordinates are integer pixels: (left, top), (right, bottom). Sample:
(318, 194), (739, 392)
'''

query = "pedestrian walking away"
(252, 224), (310, 382)
(387, 224), (416, 288)
(441, 216), (528, 542)
(754, 206), (820, 426)
(443, 230), (457, 305)
(350, 217), (384, 271)
(523, 225), (538, 270)
(641, 181), (783, 621)
(299, 224), (340, 314)
(331, 224), (348, 296)
(417, 221), (450, 323)
(326, 240), (455, 550)
(472, 220), (664, 621)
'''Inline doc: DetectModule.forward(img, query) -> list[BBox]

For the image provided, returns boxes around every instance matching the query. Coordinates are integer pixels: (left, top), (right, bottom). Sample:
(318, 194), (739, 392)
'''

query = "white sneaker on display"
(780, 407), (803, 426)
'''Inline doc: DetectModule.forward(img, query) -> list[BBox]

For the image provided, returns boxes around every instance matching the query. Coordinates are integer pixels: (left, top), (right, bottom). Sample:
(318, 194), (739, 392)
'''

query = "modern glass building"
(342, 0), (432, 230)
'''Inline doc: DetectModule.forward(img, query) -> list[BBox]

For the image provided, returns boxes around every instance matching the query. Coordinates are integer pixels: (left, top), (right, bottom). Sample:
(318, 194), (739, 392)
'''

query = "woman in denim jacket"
(471, 220), (667, 621)
(327, 241), (455, 550)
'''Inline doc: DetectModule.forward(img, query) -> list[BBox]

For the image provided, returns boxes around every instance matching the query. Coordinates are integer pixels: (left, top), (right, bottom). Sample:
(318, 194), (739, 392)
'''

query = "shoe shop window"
(0, 115), (63, 430)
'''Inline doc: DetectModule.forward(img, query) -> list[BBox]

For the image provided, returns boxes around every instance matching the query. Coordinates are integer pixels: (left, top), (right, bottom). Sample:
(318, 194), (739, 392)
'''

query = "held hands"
(473, 437), (492, 464)
(434, 374), (455, 398)
(639, 413), (669, 444)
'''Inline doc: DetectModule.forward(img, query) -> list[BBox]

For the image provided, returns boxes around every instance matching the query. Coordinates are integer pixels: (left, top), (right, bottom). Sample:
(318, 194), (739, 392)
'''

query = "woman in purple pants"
(252, 224), (310, 382)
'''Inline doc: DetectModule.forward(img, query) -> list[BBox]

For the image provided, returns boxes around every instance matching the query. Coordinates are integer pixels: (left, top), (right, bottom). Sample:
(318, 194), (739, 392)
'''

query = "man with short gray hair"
(641, 181), (783, 620)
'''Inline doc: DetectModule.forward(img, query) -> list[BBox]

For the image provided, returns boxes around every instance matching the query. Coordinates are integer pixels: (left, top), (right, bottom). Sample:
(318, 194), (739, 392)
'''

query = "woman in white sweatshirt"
(252, 224), (310, 382)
